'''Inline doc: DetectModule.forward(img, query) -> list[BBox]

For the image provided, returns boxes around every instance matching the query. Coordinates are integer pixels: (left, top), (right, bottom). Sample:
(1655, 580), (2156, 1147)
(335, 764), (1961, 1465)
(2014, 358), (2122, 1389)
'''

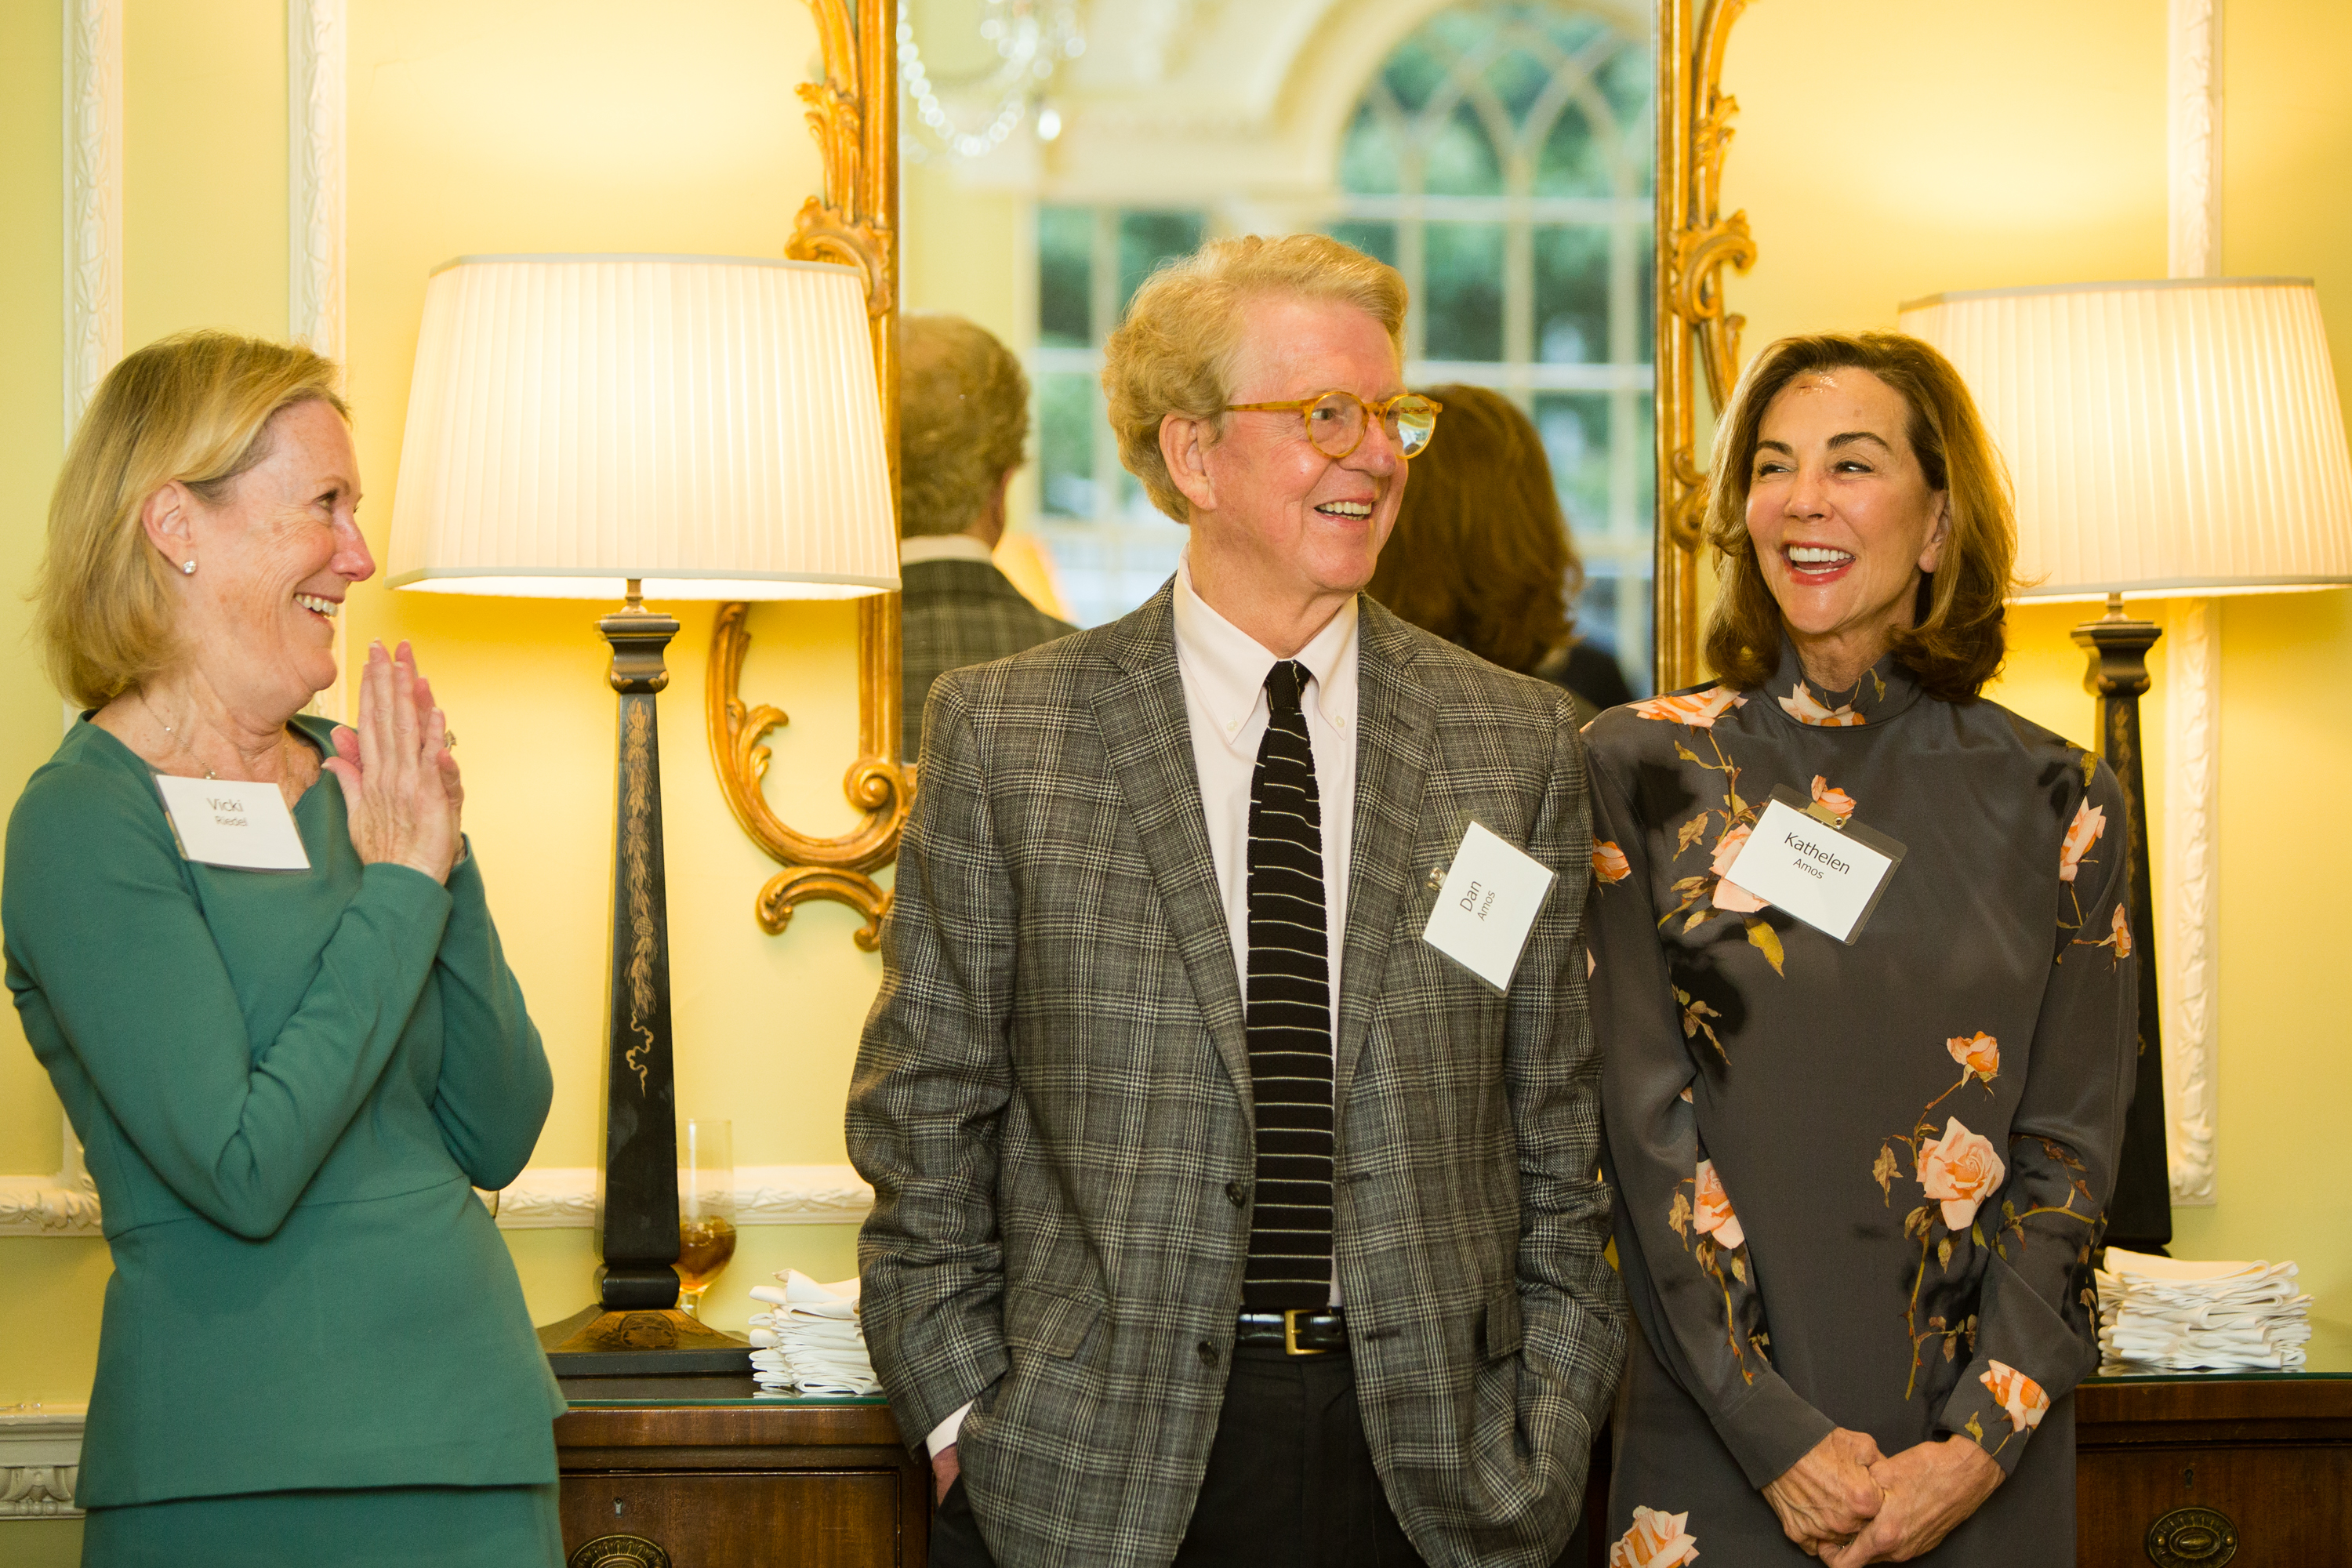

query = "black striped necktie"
(1243, 659), (1334, 1311)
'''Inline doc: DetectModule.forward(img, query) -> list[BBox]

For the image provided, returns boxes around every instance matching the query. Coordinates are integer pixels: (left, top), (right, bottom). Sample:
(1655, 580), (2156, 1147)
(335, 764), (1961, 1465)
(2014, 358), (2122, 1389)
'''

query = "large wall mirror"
(714, 0), (1754, 930)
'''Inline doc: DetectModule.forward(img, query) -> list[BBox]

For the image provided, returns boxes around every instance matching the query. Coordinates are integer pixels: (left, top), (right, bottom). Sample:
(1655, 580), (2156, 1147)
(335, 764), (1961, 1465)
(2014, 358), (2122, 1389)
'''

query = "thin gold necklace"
(139, 693), (218, 781)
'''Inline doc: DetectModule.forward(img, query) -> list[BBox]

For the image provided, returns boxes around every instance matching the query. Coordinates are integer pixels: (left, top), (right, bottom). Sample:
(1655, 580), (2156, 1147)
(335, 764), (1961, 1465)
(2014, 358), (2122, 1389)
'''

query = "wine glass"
(676, 1118), (738, 1321)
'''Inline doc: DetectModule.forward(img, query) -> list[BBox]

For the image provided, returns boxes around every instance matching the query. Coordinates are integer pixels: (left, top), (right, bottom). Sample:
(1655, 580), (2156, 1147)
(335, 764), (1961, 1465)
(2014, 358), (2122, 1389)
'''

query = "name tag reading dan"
(1420, 820), (1555, 993)
(154, 775), (310, 871)
(1721, 787), (1904, 944)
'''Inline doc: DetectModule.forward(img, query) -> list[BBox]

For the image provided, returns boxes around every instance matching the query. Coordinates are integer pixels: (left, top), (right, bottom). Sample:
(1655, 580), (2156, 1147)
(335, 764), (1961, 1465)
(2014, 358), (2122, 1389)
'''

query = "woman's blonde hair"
(1367, 384), (1584, 674)
(898, 313), (1029, 539)
(38, 331), (347, 710)
(1702, 330), (2018, 701)
(1102, 233), (1407, 522)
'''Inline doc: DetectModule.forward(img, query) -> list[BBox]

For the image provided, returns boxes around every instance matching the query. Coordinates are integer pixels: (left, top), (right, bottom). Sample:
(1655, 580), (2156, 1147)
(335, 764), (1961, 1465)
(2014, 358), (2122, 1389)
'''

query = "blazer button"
(1197, 1340), (1220, 1367)
(1225, 1180), (1249, 1207)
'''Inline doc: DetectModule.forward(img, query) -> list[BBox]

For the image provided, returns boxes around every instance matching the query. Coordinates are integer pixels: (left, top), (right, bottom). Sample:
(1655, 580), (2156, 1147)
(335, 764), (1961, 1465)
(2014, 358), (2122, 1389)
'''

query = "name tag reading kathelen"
(1720, 786), (1903, 944)
(1420, 819), (1555, 993)
(154, 774), (311, 872)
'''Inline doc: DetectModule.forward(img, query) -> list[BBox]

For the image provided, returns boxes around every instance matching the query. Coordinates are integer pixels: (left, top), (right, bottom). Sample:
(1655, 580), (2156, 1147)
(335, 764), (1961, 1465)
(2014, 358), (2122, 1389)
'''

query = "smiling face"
(1744, 367), (1949, 681)
(166, 398), (374, 715)
(1167, 293), (1406, 650)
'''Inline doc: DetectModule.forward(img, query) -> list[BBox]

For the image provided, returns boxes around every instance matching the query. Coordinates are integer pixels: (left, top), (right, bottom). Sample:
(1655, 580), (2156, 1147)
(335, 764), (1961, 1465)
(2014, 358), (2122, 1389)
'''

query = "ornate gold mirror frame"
(1655, 0), (1759, 692)
(705, 0), (911, 950)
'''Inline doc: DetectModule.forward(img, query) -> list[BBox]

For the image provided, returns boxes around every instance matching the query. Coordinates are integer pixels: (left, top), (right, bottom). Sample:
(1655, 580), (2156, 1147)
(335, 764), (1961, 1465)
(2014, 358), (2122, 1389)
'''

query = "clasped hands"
(1762, 1427), (2002, 1564)
(323, 641), (465, 884)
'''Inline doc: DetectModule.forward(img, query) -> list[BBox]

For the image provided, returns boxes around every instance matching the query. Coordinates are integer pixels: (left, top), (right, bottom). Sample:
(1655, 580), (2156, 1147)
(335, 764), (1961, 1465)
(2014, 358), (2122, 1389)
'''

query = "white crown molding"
(0, 1161), (873, 1237)
(2161, 601), (2220, 1204)
(0, 1405), (85, 1519)
(64, 0), (122, 432)
(2167, 0), (2222, 278)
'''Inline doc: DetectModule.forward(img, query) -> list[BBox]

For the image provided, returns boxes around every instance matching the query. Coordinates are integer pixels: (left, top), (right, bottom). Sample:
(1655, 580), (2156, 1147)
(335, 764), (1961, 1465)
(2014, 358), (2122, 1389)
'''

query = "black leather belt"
(1235, 1308), (1347, 1356)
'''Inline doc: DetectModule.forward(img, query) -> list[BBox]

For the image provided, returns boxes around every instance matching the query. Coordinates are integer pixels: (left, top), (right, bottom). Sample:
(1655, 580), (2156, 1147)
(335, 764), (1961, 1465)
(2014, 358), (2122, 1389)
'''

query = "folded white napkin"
(747, 1270), (882, 1398)
(2096, 1249), (2310, 1373)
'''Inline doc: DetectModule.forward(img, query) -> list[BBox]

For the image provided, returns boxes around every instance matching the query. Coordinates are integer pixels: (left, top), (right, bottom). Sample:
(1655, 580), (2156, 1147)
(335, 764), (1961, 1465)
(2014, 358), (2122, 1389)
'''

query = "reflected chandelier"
(899, 0), (1084, 158)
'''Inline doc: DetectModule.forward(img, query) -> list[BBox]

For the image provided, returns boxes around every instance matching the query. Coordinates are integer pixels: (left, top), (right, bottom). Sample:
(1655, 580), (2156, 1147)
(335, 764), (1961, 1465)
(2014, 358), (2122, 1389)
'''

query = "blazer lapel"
(1336, 599), (1435, 1101)
(1088, 585), (1255, 1108)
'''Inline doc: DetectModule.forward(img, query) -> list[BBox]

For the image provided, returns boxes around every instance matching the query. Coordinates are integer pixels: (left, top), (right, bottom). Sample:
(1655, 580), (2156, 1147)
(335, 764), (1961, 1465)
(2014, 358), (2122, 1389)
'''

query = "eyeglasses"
(1223, 390), (1443, 460)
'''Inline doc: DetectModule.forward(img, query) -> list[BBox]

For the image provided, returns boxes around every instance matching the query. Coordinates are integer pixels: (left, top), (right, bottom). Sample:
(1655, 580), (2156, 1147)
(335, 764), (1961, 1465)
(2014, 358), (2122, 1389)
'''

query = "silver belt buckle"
(1283, 1308), (1330, 1357)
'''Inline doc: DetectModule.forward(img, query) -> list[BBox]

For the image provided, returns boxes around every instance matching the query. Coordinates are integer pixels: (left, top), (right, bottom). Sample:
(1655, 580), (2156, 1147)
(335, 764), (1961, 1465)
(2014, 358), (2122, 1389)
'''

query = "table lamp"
(388, 253), (898, 1371)
(1900, 278), (2352, 1252)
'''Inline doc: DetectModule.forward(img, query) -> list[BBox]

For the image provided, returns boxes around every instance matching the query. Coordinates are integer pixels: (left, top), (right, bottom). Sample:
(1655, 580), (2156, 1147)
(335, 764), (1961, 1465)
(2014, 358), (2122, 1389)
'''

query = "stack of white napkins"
(2096, 1247), (2312, 1372)
(747, 1270), (881, 1398)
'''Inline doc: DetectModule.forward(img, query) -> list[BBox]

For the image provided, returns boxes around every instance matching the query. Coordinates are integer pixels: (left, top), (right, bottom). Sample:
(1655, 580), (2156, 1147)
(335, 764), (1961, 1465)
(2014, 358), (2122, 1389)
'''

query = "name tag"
(154, 775), (311, 871)
(1722, 787), (1903, 944)
(1420, 820), (1555, 993)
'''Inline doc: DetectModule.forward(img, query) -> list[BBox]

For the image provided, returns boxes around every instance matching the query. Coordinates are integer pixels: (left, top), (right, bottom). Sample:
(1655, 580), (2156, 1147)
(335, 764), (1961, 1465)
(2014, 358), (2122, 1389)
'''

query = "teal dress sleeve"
(5, 759), (451, 1240)
(429, 850), (554, 1192)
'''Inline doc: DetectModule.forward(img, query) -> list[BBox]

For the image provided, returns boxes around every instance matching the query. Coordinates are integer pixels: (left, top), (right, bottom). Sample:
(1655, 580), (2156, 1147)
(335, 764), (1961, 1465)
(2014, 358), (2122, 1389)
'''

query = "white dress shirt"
(926, 558), (1361, 1457)
(896, 532), (997, 567)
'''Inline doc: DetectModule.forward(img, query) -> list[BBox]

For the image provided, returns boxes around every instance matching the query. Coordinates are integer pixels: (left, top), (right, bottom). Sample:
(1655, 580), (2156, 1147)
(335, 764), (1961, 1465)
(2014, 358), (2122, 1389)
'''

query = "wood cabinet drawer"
(562, 1469), (913, 1568)
(2077, 1445), (2351, 1566)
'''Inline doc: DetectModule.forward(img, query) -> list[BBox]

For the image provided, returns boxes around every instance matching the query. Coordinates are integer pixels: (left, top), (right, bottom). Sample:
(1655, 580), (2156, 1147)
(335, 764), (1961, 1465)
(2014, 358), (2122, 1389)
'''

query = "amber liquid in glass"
(677, 1215), (739, 1294)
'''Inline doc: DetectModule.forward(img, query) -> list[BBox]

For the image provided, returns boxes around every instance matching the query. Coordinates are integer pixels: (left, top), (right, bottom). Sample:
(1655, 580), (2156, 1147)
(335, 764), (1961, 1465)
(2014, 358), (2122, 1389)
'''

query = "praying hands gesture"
(323, 641), (464, 884)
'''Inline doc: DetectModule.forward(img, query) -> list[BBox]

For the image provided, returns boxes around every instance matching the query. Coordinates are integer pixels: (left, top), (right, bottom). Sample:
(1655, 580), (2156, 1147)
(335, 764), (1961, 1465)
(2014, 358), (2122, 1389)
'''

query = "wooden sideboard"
(559, 1360), (2351, 1568)
(556, 1380), (926, 1568)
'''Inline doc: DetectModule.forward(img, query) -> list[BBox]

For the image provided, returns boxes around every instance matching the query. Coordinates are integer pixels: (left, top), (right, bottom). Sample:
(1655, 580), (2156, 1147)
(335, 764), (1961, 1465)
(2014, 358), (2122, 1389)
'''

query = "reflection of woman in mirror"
(5, 333), (564, 1566)
(1582, 332), (2135, 1565)
(1363, 383), (1634, 720)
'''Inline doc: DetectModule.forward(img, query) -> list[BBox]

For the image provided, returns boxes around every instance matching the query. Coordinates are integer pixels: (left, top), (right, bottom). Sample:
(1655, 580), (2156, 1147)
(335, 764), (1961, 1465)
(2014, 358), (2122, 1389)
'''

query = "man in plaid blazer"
(850, 236), (1624, 1568)
(897, 313), (1077, 762)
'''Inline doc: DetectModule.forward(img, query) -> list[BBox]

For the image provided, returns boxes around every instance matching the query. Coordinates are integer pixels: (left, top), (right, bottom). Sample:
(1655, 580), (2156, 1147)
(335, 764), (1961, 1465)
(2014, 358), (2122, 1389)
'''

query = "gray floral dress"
(1583, 640), (2138, 1566)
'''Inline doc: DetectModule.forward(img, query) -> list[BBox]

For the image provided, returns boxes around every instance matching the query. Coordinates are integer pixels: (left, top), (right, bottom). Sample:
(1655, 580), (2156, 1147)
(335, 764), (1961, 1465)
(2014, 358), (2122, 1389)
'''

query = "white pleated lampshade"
(1897, 278), (2352, 601)
(388, 254), (898, 601)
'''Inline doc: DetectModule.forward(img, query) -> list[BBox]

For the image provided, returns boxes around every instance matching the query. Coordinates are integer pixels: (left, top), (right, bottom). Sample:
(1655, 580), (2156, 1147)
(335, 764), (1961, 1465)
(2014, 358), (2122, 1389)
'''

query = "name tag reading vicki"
(1420, 820), (1555, 993)
(154, 775), (310, 872)
(1721, 786), (1904, 944)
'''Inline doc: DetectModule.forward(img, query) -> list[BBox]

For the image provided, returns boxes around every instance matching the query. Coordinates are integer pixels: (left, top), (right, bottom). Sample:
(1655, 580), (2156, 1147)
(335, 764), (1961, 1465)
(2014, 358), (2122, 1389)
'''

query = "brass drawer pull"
(2147, 1506), (2238, 1566)
(568, 1534), (673, 1568)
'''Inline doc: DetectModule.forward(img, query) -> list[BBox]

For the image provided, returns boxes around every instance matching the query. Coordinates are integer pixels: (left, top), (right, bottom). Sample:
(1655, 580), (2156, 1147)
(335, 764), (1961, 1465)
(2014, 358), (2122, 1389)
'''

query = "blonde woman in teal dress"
(5, 332), (564, 1566)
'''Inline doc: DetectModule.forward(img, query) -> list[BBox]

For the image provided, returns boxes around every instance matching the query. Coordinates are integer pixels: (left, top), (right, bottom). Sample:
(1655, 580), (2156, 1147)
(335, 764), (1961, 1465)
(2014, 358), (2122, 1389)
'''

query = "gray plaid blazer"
(901, 557), (1079, 762)
(849, 585), (1624, 1568)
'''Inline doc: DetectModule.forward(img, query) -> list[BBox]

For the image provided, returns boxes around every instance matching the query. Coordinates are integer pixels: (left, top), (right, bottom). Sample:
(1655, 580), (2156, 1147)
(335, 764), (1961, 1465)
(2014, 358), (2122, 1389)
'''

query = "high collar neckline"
(1760, 633), (1924, 730)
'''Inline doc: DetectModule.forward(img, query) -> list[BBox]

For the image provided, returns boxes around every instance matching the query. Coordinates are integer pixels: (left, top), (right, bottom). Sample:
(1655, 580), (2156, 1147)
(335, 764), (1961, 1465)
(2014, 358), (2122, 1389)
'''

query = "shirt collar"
(1762, 629), (1926, 728)
(1173, 551), (1359, 750)
(897, 533), (997, 567)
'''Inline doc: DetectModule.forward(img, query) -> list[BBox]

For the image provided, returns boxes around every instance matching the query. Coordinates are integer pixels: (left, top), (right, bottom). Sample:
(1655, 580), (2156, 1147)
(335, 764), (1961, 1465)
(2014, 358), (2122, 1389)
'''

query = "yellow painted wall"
(0, 0), (876, 1515)
(1721, 0), (2352, 1323)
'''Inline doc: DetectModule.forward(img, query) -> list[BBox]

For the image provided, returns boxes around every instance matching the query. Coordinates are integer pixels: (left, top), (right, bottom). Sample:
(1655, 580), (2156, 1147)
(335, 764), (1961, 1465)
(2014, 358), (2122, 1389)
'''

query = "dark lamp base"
(538, 1305), (753, 1376)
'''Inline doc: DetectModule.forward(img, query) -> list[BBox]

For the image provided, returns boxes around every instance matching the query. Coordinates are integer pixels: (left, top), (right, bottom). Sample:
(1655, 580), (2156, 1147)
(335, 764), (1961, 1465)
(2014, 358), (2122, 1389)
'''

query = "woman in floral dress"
(1584, 332), (2136, 1566)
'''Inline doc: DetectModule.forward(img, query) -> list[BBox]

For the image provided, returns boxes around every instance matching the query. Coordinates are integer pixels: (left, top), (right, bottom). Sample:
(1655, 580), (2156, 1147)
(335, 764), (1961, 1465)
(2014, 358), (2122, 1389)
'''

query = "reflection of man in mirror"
(898, 314), (1076, 762)
(853, 235), (1623, 1568)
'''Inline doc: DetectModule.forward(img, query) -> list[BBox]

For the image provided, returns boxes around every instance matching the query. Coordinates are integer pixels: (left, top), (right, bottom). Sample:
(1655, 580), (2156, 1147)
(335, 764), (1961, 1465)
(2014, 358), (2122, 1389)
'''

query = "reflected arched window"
(1334, 2), (1654, 688)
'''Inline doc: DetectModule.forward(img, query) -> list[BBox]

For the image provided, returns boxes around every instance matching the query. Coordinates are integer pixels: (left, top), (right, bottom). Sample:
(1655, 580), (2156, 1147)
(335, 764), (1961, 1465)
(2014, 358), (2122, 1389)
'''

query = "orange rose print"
(1610, 1506), (1700, 1568)
(1780, 681), (1865, 728)
(1980, 1359), (2050, 1433)
(1594, 841), (1632, 884)
(1917, 1116), (2005, 1229)
(1708, 824), (1766, 913)
(2060, 800), (2106, 882)
(1947, 1032), (1999, 1085)
(2111, 904), (2132, 958)
(1632, 685), (1746, 729)
(1693, 1159), (1745, 1250)
(1809, 775), (1857, 826)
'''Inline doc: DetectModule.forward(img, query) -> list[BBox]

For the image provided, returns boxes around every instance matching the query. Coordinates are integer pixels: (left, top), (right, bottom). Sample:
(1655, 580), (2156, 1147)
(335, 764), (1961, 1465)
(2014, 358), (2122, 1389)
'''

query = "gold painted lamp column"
(1902, 278), (2352, 1250)
(387, 253), (898, 1371)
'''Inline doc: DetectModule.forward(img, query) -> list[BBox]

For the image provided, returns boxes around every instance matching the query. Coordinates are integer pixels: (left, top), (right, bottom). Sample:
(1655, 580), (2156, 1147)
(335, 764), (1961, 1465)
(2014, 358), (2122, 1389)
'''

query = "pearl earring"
(180, 559), (195, 575)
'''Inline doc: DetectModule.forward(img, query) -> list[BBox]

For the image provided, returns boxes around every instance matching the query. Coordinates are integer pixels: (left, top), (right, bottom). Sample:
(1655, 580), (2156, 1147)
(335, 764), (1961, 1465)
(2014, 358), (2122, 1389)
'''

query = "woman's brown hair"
(1366, 383), (1584, 675)
(1701, 330), (2017, 701)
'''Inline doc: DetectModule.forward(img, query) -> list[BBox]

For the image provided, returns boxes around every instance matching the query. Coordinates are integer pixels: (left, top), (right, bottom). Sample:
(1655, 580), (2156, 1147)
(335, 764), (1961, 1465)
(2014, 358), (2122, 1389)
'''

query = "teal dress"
(3, 717), (567, 1566)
